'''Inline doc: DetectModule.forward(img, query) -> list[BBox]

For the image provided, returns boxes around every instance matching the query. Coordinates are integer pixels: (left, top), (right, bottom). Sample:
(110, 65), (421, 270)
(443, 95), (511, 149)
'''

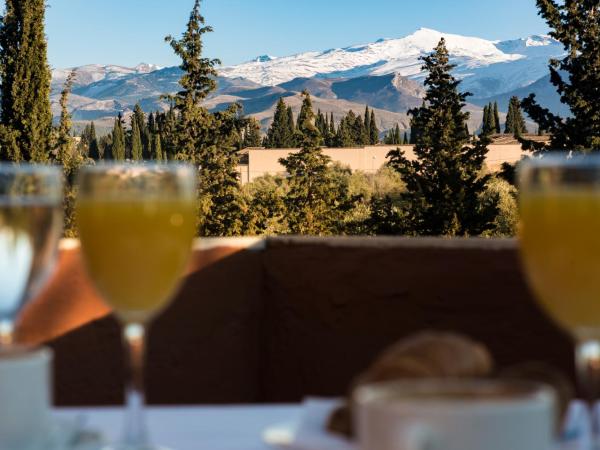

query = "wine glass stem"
(0, 319), (14, 347)
(122, 322), (149, 447)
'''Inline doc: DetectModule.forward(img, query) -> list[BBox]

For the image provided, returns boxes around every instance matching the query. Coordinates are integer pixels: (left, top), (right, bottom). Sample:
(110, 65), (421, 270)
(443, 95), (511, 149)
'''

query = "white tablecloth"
(55, 405), (300, 450)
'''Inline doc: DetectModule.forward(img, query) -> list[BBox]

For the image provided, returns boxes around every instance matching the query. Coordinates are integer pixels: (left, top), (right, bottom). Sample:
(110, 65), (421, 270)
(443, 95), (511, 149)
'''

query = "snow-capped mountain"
(51, 63), (162, 93)
(219, 28), (564, 98)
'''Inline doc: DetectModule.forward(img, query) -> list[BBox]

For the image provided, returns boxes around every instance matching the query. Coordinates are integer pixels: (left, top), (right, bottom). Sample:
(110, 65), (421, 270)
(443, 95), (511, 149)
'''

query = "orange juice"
(77, 198), (196, 323)
(520, 189), (600, 332)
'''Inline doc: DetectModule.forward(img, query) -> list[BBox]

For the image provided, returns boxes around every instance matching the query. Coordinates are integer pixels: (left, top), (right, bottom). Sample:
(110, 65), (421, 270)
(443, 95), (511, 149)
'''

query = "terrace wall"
(17, 237), (573, 406)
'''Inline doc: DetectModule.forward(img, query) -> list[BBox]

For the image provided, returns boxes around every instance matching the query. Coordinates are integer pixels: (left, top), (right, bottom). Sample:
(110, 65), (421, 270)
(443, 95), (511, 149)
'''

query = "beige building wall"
(238, 144), (529, 184)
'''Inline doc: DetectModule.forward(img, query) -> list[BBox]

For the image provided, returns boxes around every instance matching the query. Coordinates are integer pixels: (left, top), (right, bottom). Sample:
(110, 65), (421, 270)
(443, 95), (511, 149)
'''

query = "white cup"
(354, 379), (556, 450)
(0, 346), (53, 450)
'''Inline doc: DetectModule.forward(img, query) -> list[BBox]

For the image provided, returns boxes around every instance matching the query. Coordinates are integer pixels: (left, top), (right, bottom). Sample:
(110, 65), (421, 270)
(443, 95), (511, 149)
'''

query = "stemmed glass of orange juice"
(520, 154), (600, 434)
(76, 163), (197, 450)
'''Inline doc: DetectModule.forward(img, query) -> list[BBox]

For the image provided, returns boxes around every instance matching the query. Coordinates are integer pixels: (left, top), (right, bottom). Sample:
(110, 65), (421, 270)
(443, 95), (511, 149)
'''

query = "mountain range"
(53, 28), (566, 135)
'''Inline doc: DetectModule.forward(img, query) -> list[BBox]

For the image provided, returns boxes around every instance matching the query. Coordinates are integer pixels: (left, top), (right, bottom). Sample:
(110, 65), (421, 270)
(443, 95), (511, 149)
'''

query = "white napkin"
(277, 399), (597, 450)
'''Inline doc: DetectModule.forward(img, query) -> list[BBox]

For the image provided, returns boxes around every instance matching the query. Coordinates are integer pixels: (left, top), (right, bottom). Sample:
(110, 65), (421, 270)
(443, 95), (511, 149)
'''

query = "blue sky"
(46, 0), (550, 69)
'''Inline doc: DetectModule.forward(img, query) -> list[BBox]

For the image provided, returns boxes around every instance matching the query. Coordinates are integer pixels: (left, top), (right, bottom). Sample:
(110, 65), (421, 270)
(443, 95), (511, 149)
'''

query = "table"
(55, 405), (300, 450)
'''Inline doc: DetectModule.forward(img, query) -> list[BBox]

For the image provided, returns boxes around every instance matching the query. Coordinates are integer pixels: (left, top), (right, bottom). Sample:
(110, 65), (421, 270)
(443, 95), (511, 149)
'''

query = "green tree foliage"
(480, 177), (519, 237)
(493, 102), (501, 134)
(242, 117), (262, 147)
(265, 98), (295, 147)
(505, 96), (527, 137)
(369, 109), (379, 144)
(279, 92), (358, 235)
(387, 38), (497, 236)
(152, 133), (164, 161)
(88, 122), (101, 160)
(243, 175), (288, 235)
(130, 115), (143, 160)
(111, 113), (126, 161)
(384, 124), (402, 144)
(481, 102), (498, 136)
(521, 0), (600, 152)
(403, 132), (409, 145)
(55, 70), (76, 165)
(0, 0), (53, 161)
(166, 0), (245, 236)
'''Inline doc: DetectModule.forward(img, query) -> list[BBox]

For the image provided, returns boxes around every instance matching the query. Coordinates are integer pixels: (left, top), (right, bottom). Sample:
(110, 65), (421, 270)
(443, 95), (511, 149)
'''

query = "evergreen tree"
(387, 38), (497, 236)
(130, 115), (143, 160)
(88, 122), (101, 160)
(493, 102), (501, 134)
(521, 0), (600, 152)
(403, 132), (409, 145)
(111, 114), (126, 161)
(353, 115), (367, 145)
(0, 0), (53, 161)
(152, 133), (163, 161)
(394, 124), (401, 145)
(481, 104), (491, 135)
(505, 96), (527, 137)
(165, 0), (220, 161)
(55, 70), (76, 165)
(364, 106), (371, 142)
(166, 0), (245, 235)
(369, 110), (379, 144)
(279, 91), (357, 235)
(265, 98), (294, 148)
(242, 117), (262, 147)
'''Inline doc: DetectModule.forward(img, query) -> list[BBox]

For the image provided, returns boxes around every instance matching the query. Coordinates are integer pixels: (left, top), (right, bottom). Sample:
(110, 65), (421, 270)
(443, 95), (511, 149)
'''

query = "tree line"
(480, 98), (528, 137)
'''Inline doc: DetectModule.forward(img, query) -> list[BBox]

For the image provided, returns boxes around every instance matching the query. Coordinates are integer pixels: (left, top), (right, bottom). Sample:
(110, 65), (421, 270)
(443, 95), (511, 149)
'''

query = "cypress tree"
(505, 100), (514, 135)
(265, 98), (294, 148)
(88, 122), (100, 160)
(0, 0), (53, 161)
(130, 116), (143, 160)
(369, 110), (379, 144)
(493, 102), (501, 134)
(481, 105), (490, 135)
(485, 102), (496, 134)
(388, 38), (497, 236)
(55, 70), (76, 165)
(364, 106), (371, 141)
(394, 124), (401, 145)
(522, 0), (600, 152)
(403, 132), (409, 145)
(243, 117), (262, 147)
(152, 133), (163, 161)
(505, 96), (527, 137)
(353, 115), (367, 145)
(111, 114), (126, 161)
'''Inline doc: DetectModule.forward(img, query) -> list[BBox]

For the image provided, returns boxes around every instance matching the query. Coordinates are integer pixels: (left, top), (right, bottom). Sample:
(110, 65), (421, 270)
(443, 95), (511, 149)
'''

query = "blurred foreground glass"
(0, 164), (63, 347)
(77, 163), (197, 450)
(520, 154), (600, 421)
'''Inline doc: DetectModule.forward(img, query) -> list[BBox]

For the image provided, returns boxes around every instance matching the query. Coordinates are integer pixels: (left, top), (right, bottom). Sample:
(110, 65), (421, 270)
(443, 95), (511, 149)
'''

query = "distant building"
(237, 143), (533, 184)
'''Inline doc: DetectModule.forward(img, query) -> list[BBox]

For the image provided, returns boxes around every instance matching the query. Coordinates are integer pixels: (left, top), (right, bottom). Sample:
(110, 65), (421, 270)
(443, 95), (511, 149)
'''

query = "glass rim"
(0, 162), (63, 175)
(520, 152), (600, 169)
(78, 161), (196, 173)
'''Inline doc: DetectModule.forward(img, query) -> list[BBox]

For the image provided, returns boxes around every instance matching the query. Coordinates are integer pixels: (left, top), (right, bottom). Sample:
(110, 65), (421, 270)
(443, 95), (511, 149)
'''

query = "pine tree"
(387, 38), (497, 236)
(165, 0), (220, 161)
(265, 98), (294, 148)
(0, 0), (53, 161)
(279, 91), (357, 235)
(493, 102), (501, 134)
(166, 0), (245, 236)
(111, 114), (126, 161)
(369, 110), (379, 144)
(521, 0), (600, 152)
(130, 115), (143, 160)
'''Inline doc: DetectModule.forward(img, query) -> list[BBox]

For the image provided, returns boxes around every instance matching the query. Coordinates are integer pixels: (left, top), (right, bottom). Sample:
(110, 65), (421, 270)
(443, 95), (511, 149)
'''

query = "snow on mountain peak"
(218, 28), (565, 98)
